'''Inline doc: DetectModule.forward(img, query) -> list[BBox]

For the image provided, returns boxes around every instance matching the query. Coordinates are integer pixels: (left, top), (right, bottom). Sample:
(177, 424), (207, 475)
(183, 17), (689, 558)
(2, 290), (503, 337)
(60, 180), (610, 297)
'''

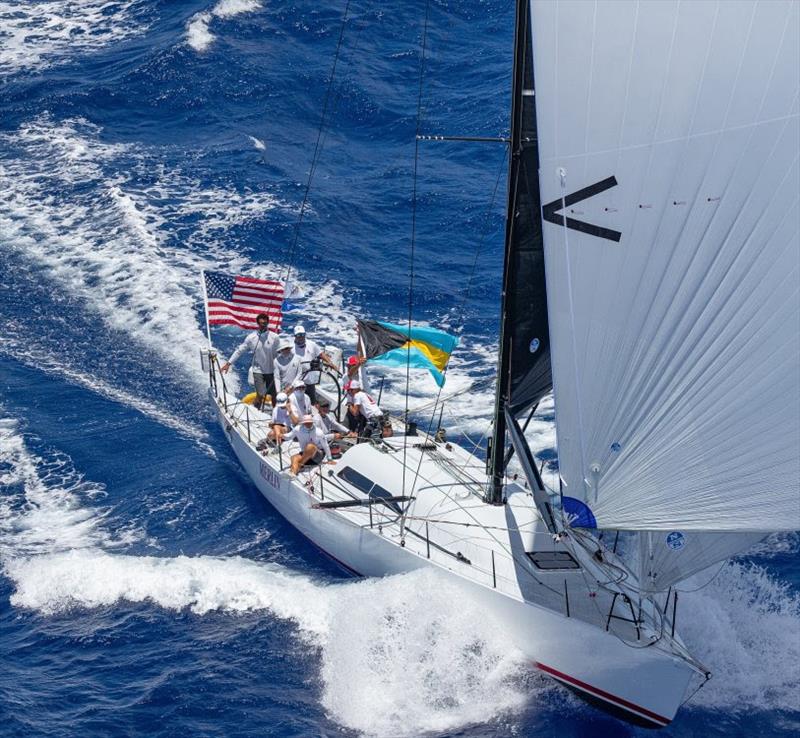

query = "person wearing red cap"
(343, 354), (369, 394)
(282, 413), (332, 475)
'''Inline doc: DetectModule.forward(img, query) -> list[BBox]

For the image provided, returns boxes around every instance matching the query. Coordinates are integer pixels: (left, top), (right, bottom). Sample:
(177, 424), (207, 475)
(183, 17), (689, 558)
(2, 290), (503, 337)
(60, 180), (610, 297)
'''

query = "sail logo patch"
(542, 176), (622, 242)
(665, 531), (686, 550)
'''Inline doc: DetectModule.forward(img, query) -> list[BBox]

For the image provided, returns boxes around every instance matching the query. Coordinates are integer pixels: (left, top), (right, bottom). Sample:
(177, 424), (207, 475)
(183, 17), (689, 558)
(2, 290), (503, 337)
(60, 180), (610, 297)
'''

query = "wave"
(0, 0), (151, 75)
(186, 0), (262, 53)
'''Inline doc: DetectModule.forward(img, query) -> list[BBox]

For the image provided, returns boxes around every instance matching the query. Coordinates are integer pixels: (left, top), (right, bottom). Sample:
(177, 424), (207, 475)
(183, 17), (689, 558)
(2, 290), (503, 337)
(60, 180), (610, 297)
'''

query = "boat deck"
(217, 387), (681, 653)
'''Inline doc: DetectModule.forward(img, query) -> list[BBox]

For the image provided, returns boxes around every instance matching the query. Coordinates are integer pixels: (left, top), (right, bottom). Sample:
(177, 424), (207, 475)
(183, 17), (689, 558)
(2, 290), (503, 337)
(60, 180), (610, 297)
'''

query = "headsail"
(530, 0), (800, 531)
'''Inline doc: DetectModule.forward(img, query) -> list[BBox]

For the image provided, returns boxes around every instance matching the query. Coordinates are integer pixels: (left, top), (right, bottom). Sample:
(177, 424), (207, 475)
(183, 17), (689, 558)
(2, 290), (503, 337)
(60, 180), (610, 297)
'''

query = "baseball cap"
(291, 378), (305, 389)
(349, 380), (361, 390)
(301, 414), (314, 424)
(275, 392), (288, 402)
(294, 325), (306, 335)
(346, 355), (359, 367)
(279, 338), (293, 351)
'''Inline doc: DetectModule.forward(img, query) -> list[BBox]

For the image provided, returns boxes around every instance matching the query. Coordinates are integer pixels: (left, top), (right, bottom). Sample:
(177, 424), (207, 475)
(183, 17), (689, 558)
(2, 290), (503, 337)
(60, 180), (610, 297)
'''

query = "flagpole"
(200, 270), (212, 348)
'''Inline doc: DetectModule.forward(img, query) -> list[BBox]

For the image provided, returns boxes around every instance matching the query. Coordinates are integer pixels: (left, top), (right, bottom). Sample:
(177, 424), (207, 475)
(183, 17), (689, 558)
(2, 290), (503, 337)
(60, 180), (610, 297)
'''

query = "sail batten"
(529, 0), (800, 532)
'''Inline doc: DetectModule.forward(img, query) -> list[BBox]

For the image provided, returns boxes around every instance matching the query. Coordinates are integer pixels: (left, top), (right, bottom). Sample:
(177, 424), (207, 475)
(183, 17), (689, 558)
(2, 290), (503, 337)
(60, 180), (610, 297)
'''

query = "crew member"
(293, 325), (337, 403)
(347, 380), (384, 439)
(283, 414), (332, 475)
(268, 391), (292, 445)
(221, 312), (278, 409)
(313, 397), (350, 441)
(288, 378), (312, 425)
(273, 337), (302, 392)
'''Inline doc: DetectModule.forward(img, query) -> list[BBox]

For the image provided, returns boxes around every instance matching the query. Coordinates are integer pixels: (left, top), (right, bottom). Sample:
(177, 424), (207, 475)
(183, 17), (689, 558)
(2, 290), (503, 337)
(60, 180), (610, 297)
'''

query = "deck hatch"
(337, 467), (402, 513)
(527, 551), (580, 570)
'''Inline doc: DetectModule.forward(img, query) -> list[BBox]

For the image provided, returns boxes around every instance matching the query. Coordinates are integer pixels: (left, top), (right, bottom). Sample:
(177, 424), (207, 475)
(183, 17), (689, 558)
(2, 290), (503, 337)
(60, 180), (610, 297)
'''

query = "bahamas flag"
(357, 319), (459, 387)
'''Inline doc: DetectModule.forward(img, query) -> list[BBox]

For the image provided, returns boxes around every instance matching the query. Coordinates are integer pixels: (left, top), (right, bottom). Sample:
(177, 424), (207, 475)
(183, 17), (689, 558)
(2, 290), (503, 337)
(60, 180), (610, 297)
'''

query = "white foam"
(0, 420), (531, 734)
(0, 1), (149, 75)
(247, 134), (266, 151)
(681, 561), (800, 712)
(186, 0), (262, 52)
(0, 116), (287, 391)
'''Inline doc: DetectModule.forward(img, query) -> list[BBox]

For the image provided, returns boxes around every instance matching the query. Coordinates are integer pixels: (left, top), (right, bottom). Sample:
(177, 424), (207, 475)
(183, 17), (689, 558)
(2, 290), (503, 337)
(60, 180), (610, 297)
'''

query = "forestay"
(530, 0), (800, 531)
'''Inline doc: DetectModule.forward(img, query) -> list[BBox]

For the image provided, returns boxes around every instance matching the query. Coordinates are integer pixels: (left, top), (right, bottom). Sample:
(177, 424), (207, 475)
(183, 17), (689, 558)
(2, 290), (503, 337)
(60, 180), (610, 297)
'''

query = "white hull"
(212, 391), (697, 728)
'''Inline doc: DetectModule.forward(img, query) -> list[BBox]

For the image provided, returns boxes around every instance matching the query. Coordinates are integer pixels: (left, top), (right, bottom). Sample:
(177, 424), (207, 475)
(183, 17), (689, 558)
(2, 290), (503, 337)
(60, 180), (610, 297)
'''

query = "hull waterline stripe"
(534, 661), (671, 727)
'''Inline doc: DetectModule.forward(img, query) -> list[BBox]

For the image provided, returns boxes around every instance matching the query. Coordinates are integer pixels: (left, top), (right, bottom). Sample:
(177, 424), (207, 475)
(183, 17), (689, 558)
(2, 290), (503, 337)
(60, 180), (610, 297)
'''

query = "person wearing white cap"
(292, 324), (336, 403)
(288, 377), (312, 425)
(273, 337), (302, 393)
(346, 380), (384, 439)
(267, 391), (292, 445)
(282, 413), (332, 475)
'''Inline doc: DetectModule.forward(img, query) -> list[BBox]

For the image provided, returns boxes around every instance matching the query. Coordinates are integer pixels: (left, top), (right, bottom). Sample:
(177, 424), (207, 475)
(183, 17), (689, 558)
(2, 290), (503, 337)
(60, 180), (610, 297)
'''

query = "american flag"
(204, 271), (284, 330)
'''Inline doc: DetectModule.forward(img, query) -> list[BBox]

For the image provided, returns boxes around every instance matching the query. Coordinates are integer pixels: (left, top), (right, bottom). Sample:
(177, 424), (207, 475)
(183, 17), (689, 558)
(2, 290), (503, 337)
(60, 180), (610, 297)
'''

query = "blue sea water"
(0, 2), (798, 736)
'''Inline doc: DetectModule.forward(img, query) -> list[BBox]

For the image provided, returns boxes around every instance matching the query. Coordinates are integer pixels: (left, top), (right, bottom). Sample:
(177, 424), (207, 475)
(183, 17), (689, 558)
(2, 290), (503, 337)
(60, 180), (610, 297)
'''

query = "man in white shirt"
(288, 378), (312, 425)
(274, 338), (302, 392)
(313, 397), (349, 441)
(220, 312), (279, 409)
(293, 324), (337, 403)
(283, 414), (332, 474)
(346, 380), (384, 439)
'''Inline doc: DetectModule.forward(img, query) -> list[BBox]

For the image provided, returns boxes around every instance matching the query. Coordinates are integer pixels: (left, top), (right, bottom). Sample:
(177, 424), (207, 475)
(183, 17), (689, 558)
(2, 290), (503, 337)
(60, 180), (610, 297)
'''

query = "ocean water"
(0, 2), (798, 736)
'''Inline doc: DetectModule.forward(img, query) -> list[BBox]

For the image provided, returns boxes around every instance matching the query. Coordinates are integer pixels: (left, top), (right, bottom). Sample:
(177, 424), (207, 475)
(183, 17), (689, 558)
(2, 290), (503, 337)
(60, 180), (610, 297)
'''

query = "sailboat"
(202, 0), (800, 728)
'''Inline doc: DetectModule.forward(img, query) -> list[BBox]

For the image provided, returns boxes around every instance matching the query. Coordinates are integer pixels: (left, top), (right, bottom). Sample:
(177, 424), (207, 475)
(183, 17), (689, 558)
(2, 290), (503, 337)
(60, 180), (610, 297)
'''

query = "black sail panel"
(488, 0), (549, 500)
(505, 14), (550, 416)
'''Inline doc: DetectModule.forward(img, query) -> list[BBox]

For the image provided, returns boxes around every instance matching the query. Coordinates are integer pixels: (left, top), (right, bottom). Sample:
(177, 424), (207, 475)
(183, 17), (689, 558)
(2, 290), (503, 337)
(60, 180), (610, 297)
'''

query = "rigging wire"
(282, 0), (353, 288)
(402, 0), (432, 502)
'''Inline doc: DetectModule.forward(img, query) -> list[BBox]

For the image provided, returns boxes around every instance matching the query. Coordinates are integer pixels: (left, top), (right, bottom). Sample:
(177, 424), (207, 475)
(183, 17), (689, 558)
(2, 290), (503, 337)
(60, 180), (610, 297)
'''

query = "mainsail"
(529, 0), (800, 532)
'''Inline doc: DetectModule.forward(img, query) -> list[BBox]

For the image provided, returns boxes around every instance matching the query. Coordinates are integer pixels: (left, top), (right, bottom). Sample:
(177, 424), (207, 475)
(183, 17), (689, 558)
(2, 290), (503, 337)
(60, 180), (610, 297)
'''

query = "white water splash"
(0, 1), (150, 75)
(0, 419), (531, 735)
(186, 0), (262, 53)
(0, 116), (286, 390)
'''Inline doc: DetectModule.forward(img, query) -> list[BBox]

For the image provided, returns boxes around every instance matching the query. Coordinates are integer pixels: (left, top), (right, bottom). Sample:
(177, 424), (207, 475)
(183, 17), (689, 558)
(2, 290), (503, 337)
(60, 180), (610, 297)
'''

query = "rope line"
(283, 1), (353, 287)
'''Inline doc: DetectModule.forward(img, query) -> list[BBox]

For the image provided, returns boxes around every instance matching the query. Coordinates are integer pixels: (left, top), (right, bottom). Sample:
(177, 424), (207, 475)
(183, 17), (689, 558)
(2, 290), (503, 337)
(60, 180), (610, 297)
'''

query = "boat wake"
(1, 416), (797, 735)
(0, 0), (151, 75)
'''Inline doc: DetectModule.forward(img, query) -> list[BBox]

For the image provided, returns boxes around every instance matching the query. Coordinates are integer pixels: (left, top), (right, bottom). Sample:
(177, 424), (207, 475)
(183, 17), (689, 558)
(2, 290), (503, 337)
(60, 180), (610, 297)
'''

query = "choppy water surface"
(1, 2), (798, 736)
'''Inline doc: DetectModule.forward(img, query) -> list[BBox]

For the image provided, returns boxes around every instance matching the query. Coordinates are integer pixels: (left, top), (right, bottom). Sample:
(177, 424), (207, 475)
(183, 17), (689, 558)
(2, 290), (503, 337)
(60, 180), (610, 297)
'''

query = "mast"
(487, 0), (534, 504)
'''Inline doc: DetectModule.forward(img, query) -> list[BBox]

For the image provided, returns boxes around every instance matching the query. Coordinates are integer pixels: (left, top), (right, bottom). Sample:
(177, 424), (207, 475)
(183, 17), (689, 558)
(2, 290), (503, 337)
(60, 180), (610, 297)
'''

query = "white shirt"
(271, 404), (291, 427)
(228, 330), (280, 374)
(273, 353), (302, 390)
(313, 408), (348, 440)
(344, 363), (371, 394)
(293, 338), (323, 385)
(283, 424), (331, 460)
(288, 390), (312, 421)
(351, 390), (382, 419)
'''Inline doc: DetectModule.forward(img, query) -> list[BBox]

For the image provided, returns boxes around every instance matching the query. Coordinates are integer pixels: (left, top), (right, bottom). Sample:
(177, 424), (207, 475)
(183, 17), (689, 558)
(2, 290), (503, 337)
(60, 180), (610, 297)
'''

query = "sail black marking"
(542, 176), (622, 242)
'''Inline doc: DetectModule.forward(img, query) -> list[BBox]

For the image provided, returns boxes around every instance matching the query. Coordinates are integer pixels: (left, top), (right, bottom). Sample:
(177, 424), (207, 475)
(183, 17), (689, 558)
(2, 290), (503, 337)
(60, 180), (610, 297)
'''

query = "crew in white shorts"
(283, 414), (332, 475)
(268, 391), (292, 445)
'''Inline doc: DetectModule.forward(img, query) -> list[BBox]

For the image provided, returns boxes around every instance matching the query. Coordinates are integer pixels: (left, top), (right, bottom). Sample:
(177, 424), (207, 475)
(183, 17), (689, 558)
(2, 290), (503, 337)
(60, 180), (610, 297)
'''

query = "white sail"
(637, 530), (766, 593)
(530, 0), (800, 531)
